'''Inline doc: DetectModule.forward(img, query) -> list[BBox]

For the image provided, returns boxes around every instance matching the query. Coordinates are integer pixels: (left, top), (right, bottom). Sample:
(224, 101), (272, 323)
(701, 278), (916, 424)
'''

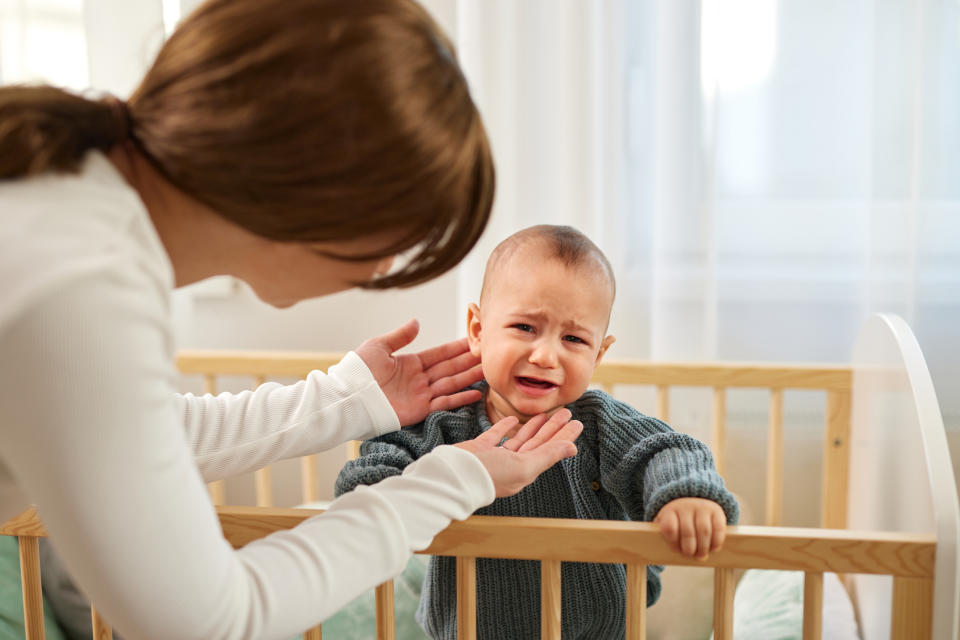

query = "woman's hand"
(654, 497), (727, 560)
(455, 409), (583, 497)
(355, 319), (484, 426)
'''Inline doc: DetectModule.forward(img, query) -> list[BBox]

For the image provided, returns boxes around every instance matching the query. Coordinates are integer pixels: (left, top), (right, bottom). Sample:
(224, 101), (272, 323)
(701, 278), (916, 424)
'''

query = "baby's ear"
(466, 303), (483, 357)
(596, 335), (616, 364)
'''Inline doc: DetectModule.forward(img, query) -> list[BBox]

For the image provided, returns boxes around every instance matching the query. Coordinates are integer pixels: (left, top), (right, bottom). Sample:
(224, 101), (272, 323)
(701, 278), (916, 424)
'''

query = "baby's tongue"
(519, 376), (553, 388)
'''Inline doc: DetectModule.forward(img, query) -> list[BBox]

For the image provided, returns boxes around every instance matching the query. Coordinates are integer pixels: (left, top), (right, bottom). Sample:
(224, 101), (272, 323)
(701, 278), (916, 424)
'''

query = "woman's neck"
(105, 144), (252, 287)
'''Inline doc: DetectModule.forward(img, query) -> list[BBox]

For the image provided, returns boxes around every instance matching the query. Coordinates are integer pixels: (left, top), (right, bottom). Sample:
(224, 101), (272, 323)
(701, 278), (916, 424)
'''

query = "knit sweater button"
(590, 481), (601, 491)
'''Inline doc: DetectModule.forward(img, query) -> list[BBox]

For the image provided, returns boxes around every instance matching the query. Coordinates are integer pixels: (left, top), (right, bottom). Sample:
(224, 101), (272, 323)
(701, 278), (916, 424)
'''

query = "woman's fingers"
(427, 388), (483, 413)
(373, 318), (420, 353)
(508, 419), (583, 456)
(509, 409), (577, 453)
(497, 413), (550, 452)
(478, 416), (520, 445)
(424, 349), (480, 382)
(416, 337), (473, 369)
(428, 364), (484, 397)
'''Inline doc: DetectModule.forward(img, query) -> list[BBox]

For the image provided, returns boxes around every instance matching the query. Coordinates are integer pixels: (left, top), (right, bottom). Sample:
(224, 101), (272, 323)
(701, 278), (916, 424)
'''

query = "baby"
(336, 225), (738, 640)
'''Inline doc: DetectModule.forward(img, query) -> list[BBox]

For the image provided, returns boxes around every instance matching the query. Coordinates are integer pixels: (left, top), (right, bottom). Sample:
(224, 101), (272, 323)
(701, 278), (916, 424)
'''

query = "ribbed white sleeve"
(0, 265), (494, 640)
(181, 351), (400, 481)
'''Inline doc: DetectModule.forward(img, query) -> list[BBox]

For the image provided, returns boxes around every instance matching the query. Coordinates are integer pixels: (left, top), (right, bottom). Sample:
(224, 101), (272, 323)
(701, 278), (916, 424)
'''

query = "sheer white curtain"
(454, 0), (959, 430)
(3, 0), (958, 511)
(0, 0), (171, 94)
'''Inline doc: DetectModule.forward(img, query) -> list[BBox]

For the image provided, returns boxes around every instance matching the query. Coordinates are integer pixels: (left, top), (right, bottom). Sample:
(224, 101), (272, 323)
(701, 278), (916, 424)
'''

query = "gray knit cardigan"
(335, 384), (738, 640)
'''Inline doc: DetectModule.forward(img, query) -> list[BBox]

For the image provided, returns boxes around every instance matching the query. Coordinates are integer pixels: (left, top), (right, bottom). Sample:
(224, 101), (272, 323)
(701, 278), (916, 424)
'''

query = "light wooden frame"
(0, 351), (939, 639)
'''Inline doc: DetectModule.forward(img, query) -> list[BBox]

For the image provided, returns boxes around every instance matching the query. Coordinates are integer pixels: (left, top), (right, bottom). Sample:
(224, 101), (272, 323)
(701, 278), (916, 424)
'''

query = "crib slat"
(18, 536), (44, 640)
(300, 455), (319, 503)
(254, 467), (273, 507)
(456, 556), (477, 640)
(600, 383), (615, 395)
(802, 572), (822, 640)
(626, 564), (646, 639)
(204, 374), (227, 505)
(348, 440), (362, 460)
(711, 387), (727, 476)
(891, 576), (933, 639)
(375, 580), (396, 640)
(203, 373), (217, 395)
(822, 390), (851, 529)
(712, 568), (734, 640)
(252, 376), (274, 507)
(303, 626), (322, 640)
(208, 479), (226, 505)
(656, 385), (670, 422)
(766, 388), (784, 526)
(91, 606), (113, 640)
(541, 560), (562, 639)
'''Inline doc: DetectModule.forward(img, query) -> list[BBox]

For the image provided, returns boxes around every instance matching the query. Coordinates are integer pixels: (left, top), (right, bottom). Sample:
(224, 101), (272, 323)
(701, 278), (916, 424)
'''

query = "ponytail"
(1, 0), (495, 290)
(0, 85), (130, 178)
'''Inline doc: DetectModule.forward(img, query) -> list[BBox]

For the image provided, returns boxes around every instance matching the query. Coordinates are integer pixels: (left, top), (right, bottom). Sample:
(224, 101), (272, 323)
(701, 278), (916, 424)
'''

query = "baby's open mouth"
(516, 376), (558, 389)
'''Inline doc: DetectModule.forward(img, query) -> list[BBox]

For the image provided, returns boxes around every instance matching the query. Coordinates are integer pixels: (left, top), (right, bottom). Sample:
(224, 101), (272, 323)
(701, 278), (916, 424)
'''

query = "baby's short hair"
(480, 225), (616, 304)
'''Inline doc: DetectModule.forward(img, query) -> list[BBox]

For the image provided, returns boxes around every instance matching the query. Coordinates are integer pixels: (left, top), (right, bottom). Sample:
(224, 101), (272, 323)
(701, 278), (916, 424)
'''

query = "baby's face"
(467, 250), (615, 424)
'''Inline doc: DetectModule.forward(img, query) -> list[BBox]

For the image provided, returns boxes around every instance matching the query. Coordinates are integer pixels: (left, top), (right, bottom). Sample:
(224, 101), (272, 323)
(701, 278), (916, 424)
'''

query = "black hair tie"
(106, 96), (131, 143)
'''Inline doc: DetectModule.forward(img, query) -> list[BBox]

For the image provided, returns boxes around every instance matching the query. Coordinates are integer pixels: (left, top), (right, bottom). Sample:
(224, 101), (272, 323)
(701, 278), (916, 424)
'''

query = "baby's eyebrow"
(507, 312), (593, 334)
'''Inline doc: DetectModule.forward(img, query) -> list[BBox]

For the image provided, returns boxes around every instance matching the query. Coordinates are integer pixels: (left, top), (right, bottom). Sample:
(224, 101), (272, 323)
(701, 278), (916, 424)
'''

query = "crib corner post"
(90, 606), (114, 640)
(17, 535), (44, 640)
(891, 576), (933, 640)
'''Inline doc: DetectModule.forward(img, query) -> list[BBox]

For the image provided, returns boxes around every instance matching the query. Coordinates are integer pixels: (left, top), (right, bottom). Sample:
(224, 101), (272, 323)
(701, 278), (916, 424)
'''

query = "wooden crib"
(2, 314), (956, 639)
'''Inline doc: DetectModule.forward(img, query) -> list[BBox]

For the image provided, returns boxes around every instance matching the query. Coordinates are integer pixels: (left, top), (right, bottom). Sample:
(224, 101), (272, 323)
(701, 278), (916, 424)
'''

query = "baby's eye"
(512, 323), (534, 333)
(563, 335), (587, 344)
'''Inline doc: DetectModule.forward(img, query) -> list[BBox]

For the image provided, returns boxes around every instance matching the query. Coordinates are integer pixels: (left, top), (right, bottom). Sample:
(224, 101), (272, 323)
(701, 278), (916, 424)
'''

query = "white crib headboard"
(848, 313), (960, 639)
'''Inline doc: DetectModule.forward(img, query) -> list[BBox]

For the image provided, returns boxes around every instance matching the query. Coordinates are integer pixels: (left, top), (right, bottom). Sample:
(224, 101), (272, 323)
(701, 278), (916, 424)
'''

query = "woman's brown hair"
(0, 0), (494, 288)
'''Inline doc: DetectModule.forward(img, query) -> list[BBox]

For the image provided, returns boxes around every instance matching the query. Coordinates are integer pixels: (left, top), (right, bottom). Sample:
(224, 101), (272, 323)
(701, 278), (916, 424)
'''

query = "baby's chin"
(484, 390), (568, 424)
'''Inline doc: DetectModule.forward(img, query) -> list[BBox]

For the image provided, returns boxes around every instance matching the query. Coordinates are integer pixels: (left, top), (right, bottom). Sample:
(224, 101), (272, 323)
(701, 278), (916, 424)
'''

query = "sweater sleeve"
(594, 394), (739, 525)
(178, 351), (400, 481)
(335, 422), (443, 497)
(0, 268), (494, 640)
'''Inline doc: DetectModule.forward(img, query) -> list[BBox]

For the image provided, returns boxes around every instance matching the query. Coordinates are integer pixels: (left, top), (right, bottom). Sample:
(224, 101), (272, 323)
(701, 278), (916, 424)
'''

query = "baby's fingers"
(656, 511), (681, 554)
(695, 510), (713, 560)
(710, 508), (727, 552)
(678, 510), (698, 556)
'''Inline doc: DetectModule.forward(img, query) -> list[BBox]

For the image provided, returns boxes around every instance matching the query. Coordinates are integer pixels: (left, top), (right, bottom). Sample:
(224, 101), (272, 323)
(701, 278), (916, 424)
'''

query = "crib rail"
(1, 506), (934, 639)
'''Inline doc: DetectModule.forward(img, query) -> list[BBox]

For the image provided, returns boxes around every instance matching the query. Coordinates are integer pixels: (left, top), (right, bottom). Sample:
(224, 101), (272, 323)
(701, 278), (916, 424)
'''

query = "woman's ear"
(596, 335), (616, 364)
(466, 303), (483, 357)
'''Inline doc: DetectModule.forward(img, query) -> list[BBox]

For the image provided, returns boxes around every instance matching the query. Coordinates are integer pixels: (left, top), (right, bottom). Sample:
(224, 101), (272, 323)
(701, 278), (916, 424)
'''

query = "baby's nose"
(528, 341), (559, 368)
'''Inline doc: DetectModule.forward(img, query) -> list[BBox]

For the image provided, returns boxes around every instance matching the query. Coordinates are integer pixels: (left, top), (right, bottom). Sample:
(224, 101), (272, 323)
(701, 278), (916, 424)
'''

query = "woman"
(0, 0), (582, 638)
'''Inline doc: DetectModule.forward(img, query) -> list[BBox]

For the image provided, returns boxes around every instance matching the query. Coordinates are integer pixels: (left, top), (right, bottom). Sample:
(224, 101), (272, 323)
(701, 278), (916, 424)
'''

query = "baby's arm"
(654, 497), (727, 560)
(335, 425), (439, 497)
(594, 393), (738, 560)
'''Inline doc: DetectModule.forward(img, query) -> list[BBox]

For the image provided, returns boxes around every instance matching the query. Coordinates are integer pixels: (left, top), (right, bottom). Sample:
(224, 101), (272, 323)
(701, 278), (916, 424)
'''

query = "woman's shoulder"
(0, 151), (173, 335)
(0, 151), (143, 231)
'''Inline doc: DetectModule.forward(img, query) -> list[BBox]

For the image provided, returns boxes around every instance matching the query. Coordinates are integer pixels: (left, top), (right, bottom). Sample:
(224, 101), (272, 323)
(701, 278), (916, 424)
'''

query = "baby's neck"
(483, 389), (561, 427)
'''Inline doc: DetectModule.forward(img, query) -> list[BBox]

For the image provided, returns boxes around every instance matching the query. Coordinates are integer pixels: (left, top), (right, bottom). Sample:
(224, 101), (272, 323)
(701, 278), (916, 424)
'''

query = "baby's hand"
(654, 498), (727, 560)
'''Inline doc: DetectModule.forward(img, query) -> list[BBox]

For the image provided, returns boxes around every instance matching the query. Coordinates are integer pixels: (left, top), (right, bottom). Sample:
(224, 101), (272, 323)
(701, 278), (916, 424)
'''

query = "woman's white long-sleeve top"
(0, 152), (494, 639)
